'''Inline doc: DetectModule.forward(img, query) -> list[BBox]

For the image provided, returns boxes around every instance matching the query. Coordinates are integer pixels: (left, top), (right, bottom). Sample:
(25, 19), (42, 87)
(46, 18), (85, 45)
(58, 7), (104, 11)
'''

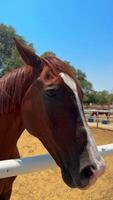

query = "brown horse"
(91, 111), (110, 120)
(0, 38), (105, 200)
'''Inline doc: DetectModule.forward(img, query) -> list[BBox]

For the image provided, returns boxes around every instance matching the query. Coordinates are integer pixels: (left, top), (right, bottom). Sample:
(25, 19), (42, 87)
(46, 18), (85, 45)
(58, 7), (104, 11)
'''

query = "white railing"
(0, 144), (113, 179)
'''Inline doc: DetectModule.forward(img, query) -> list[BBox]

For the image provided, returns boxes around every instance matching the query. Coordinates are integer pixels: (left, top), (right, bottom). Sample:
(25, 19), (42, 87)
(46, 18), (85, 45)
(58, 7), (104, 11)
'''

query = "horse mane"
(0, 54), (79, 114)
(0, 66), (34, 114)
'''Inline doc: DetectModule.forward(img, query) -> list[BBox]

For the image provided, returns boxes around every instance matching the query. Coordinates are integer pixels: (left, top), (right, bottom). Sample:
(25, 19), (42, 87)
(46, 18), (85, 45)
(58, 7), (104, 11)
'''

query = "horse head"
(14, 38), (105, 189)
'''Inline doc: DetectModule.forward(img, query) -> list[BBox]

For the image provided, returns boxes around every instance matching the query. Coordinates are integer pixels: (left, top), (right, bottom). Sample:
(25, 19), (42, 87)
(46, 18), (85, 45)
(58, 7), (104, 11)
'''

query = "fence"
(85, 109), (113, 130)
(0, 143), (113, 179)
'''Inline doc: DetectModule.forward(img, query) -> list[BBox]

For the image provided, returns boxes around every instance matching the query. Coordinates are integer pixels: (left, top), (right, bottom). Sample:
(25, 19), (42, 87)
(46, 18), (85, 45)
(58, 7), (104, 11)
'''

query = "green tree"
(0, 24), (33, 75)
(85, 90), (113, 105)
(85, 91), (99, 104)
(0, 24), (16, 68)
(97, 91), (109, 105)
(1, 48), (24, 76)
(76, 69), (93, 93)
(109, 93), (113, 104)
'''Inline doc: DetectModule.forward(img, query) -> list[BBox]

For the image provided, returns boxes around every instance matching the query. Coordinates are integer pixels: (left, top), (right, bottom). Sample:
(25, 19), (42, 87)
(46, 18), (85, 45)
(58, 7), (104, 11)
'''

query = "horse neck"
(0, 112), (23, 159)
(0, 66), (38, 159)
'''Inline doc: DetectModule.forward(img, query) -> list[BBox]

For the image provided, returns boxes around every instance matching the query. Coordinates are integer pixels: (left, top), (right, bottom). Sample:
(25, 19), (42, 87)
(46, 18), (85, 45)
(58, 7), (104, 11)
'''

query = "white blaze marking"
(59, 72), (105, 178)
(59, 72), (90, 132)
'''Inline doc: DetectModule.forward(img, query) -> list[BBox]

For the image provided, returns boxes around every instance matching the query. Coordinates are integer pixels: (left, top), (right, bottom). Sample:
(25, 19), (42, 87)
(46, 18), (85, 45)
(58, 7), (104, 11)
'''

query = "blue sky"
(1, 0), (113, 91)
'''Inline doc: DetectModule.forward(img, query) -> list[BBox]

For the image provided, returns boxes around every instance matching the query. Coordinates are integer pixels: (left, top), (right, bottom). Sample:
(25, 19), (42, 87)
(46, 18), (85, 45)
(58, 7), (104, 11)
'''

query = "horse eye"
(45, 85), (59, 97)
(46, 89), (56, 97)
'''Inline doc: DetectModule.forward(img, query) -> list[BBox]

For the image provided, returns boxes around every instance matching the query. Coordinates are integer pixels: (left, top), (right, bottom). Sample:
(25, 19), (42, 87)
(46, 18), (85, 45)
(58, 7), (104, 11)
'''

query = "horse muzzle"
(61, 155), (105, 189)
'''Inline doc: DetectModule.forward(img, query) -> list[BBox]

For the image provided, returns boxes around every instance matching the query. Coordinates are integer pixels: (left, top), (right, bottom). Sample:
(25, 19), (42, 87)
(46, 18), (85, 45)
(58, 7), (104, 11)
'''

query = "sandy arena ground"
(10, 128), (113, 200)
(88, 122), (113, 131)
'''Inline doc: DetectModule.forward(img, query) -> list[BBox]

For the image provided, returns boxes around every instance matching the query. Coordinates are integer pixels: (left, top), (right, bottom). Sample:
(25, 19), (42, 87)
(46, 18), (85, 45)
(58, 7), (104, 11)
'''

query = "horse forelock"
(40, 56), (75, 77)
(40, 56), (83, 99)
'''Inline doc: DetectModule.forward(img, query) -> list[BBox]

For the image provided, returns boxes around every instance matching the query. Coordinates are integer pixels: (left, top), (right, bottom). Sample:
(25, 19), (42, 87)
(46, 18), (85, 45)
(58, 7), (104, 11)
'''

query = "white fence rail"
(0, 144), (113, 179)
(84, 109), (113, 114)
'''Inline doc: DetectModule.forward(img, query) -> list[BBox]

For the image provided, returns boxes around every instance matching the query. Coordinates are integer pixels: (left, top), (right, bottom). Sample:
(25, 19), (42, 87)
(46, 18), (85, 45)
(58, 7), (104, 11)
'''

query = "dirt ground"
(11, 128), (113, 200)
(88, 122), (113, 131)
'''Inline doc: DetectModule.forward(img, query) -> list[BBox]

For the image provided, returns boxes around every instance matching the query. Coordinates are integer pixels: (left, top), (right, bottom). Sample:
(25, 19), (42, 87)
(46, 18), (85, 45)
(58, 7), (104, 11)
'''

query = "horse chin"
(61, 167), (77, 188)
(61, 167), (90, 189)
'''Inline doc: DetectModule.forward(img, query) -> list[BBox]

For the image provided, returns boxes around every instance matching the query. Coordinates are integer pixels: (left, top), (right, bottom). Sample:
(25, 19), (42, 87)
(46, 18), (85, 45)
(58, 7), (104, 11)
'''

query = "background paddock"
(85, 109), (113, 131)
(11, 128), (113, 200)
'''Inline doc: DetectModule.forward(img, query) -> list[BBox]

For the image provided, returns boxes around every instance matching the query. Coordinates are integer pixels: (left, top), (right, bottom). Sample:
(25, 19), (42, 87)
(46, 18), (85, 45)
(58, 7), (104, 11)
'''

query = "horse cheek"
(21, 86), (48, 138)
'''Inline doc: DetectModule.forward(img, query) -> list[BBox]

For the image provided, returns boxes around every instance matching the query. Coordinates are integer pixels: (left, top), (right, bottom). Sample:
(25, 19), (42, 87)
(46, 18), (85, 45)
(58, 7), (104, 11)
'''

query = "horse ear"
(14, 38), (41, 67)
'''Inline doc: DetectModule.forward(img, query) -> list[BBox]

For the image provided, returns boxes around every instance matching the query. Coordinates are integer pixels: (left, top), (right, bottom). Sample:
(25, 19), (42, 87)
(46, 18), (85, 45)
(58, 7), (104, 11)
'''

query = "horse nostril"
(80, 165), (96, 180)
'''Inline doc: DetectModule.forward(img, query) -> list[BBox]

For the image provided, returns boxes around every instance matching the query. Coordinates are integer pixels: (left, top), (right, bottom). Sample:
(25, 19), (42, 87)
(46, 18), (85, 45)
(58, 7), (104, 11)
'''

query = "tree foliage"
(0, 24), (33, 75)
(0, 24), (16, 68)
(76, 69), (93, 93)
(64, 61), (93, 93)
(84, 90), (113, 105)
